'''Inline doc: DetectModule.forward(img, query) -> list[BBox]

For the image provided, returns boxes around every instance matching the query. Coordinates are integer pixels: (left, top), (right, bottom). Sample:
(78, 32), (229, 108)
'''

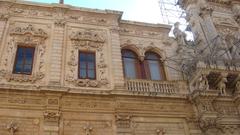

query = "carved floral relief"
(66, 29), (109, 88)
(0, 24), (48, 83)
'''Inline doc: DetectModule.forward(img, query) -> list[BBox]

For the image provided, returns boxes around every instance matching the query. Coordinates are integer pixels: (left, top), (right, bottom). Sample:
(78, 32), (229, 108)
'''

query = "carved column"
(49, 19), (66, 85)
(199, 6), (219, 45)
(110, 27), (125, 90)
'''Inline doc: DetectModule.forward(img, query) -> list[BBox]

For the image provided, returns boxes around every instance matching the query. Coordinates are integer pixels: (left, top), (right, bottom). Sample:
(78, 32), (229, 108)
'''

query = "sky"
(27, 0), (164, 24)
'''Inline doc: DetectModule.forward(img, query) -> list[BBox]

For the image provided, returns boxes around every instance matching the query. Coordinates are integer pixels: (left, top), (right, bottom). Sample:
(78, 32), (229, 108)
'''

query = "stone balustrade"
(125, 79), (187, 95)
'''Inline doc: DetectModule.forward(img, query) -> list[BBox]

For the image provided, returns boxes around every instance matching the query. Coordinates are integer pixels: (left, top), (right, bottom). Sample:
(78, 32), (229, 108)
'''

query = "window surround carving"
(66, 29), (109, 88)
(0, 24), (48, 83)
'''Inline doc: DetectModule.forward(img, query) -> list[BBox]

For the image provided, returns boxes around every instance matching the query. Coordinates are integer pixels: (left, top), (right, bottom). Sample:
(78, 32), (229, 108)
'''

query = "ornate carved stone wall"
(178, 0), (240, 134)
(0, 0), (239, 135)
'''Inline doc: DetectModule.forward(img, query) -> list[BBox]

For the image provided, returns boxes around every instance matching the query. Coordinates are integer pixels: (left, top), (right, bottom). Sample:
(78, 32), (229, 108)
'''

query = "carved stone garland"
(66, 30), (108, 88)
(0, 24), (48, 83)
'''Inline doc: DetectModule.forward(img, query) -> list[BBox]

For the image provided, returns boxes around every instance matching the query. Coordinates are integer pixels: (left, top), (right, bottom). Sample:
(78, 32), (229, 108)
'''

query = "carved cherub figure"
(173, 22), (187, 47)
(217, 77), (228, 95)
(197, 74), (209, 90)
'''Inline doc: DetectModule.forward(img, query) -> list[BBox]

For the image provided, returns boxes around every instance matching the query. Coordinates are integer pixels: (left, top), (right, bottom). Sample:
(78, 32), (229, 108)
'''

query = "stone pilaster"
(49, 20), (65, 85)
(0, 14), (9, 48)
(43, 93), (62, 135)
(110, 27), (125, 90)
(115, 113), (133, 135)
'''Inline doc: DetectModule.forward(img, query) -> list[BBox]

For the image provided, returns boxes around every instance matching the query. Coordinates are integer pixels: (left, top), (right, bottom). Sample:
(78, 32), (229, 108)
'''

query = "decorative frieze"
(63, 120), (112, 134)
(119, 27), (164, 38)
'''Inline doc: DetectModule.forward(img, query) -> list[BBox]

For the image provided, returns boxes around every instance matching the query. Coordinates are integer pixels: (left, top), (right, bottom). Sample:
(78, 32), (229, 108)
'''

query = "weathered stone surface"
(0, 0), (239, 134)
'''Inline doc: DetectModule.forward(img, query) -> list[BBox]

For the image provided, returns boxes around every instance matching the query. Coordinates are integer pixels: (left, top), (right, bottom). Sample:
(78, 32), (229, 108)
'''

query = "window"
(78, 51), (96, 79)
(121, 49), (166, 80)
(13, 46), (35, 75)
(122, 50), (142, 79)
(144, 52), (166, 80)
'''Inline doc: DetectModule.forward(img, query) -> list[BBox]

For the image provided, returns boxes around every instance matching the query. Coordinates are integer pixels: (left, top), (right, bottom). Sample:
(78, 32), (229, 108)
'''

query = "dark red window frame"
(78, 51), (96, 80)
(121, 49), (143, 79)
(144, 52), (166, 80)
(13, 46), (35, 75)
(121, 49), (166, 80)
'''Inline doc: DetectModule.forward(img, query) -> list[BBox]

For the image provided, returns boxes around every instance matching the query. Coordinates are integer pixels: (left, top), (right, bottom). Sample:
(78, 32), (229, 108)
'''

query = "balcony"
(125, 79), (188, 96)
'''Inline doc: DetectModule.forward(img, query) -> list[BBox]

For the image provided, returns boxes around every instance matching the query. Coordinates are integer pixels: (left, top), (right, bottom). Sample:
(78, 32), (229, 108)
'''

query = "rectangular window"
(13, 46), (35, 75)
(78, 51), (96, 79)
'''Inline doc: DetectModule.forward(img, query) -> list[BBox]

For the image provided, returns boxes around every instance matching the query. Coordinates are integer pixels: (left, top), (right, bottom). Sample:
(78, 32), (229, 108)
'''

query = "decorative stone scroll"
(83, 123), (93, 135)
(6, 121), (18, 135)
(0, 71), (44, 83)
(0, 24), (48, 83)
(198, 117), (220, 133)
(43, 111), (61, 122)
(156, 128), (166, 135)
(66, 29), (109, 88)
(115, 114), (132, 128)
(0, 13), (10, 21)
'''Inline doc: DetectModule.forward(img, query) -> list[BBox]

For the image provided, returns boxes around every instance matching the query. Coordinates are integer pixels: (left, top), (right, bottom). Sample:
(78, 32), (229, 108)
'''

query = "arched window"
(144, 52), (166, 80)
(122, 49), (142, 79)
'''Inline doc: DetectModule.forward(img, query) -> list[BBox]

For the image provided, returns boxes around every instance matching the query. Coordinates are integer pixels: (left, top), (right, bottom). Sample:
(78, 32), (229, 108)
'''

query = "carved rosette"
(0, 24), (48, 83)
(66, 29), (109, 88)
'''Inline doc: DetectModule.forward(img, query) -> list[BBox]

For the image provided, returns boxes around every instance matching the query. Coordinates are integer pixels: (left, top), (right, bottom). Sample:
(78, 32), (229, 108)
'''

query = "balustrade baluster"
(126, 79), (185, 95)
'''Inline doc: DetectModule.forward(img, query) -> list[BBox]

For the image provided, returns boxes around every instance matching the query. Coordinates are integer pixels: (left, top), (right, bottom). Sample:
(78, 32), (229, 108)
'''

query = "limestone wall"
(0, 0), (182, 92)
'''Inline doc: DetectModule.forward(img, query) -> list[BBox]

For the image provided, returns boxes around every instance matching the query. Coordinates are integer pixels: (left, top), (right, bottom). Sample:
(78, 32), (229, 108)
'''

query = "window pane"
(17, 48), (24, 56)
(16, 56), (24, 65)
(122, 50), (137, 58)
(14, 47), (34, 74)
(88, 54), (95, 62)
(23, 64), (32, 73)
(88, 69), (95, 79)
(79, 69), (87, 78)
(124, 58), (137, 79)
(148, 60), (161, 80)
(79, 51), (96, 80)
(26, 48), (34, 55)
(14, 64), (23, 73)
(146, 53), (159, 60)
(88, 62), (95, 70)
(25, 54), (33, 65)
(80, 53), (87, 62)
(80, 62), (87, 69)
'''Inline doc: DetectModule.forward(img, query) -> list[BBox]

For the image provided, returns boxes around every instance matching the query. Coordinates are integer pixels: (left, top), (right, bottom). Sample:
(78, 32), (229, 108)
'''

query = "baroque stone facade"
(0, 0), (239, 135)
